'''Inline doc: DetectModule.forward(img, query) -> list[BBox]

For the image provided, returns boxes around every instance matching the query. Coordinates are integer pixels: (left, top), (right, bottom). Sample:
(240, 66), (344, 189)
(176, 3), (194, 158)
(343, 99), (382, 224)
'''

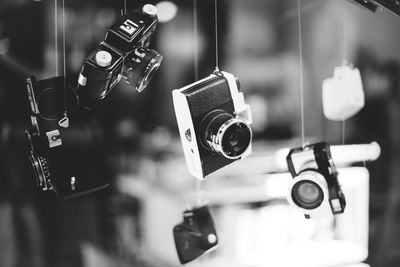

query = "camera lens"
(201, 109), (252, 159)
(222, 122), (251, 157)
(124, 47), (163, 93)
(37, 87), (65, 120)
(291, 180), (323, 209)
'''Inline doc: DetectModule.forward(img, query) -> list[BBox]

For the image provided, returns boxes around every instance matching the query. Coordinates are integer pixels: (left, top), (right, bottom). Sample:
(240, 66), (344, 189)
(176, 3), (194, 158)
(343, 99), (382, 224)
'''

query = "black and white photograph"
(0, 0), (399, 267)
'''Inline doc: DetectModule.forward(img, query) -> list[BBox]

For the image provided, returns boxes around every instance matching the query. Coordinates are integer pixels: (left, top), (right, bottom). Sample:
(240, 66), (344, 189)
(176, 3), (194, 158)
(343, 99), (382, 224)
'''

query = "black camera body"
(172, 71), (252, 179)
(77, 4), (162, 108)
(25, 76), (109, 199)
(173, 205), (218, 264)
(349, 0), (400, 16)
(286, 142), (346, 219)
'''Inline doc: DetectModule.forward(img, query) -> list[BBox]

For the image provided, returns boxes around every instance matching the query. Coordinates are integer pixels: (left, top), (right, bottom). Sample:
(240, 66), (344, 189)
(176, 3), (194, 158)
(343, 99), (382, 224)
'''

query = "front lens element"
(201, 109), (252, 159)
(292, 180), (324, 209)
(124, 47), (163, 93)
(221, 121), (251, 157)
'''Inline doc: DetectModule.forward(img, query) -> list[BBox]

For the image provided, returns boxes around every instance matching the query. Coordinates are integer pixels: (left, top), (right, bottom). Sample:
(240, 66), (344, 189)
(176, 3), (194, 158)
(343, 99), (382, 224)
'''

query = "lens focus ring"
(124, 47), (163, 93)
(201, 109), (252, 159)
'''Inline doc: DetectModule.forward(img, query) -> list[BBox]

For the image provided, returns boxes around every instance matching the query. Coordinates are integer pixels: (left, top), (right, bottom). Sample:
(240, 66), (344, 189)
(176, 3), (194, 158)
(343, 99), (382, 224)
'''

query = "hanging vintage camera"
(25, 76), (109, 199)
(286, 142), (346, 219)
(77, 4), (163, 108)
(173, 205), (218, 264)
(349, 0), (400, 16)
(172, 71), (253, 179)
(322, 64), (365, 121)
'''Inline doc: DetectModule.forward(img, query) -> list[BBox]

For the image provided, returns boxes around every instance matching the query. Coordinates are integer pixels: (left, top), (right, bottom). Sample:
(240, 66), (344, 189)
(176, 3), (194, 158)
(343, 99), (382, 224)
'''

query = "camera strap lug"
(58, 114), (69, 128)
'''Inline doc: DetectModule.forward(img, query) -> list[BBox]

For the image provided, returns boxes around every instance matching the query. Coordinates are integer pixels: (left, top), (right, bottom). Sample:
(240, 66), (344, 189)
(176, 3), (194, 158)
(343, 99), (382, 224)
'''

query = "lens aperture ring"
(208, 118), (252, 160)
(124, 47), (162, 93)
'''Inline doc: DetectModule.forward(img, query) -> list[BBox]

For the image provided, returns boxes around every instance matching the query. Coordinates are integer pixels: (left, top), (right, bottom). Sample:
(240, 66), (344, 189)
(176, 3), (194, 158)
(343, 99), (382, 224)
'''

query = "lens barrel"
(201, 109), (252, 159)
(291, 180), (323, 209)
(289, 171), (327, 210)
(124, 47), (162, 92)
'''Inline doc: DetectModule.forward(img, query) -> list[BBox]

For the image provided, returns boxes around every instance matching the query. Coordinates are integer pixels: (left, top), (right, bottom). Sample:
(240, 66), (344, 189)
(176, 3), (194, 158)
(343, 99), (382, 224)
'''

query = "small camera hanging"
(284, 0), (346, 218)
(322, 61), (365, 122)
(286, 142), (346, 218)
(24, 0), (109, 199)
(173, 204), (218, 264)
(172, 0), (253, 180)
(76, 3), (163, 109)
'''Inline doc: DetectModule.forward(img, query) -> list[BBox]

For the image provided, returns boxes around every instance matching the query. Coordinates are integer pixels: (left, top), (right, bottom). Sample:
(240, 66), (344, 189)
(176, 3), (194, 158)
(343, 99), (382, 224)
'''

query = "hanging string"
(193, 0), (203, 206)
(297, 0), (305, 145)
(341, 13), (348, 145)
(39, 0), (61, 121)
(124, 0), (127, 15)
(341, 12), (348, 64)
(193, 0), (199, 81)
(62, 0), (66, 81)
(342, 120), (346, 145)
(55, 0), (58, 76)
(214, 0), (219, 72)
(62, 0), (67, 118)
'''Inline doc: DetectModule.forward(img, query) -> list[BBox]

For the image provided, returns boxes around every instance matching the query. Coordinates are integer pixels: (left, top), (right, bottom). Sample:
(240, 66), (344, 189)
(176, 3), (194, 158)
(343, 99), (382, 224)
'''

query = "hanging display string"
(193, 0), (199, 81)
(55, 0), (58, 76)
(341, 13), (348, 145)
(193, 0), (203, 205)
(342, 120), (346, 145)
(124, 0), (127, 15)
(341, 13), (348, 64)
(214, 0), (219, 72)
(61, 0), (68, 124)
(297, 0), (305, 145)
(38, 0), (63, 121)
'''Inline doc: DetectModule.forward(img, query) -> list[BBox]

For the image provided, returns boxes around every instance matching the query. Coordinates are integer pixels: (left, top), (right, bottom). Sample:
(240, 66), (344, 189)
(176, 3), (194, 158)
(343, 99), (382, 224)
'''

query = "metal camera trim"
(134, 51), (163, 93)
(207, 117), (252, 160)
(286, 170), (330, 216)
(28, 153), (52, 191)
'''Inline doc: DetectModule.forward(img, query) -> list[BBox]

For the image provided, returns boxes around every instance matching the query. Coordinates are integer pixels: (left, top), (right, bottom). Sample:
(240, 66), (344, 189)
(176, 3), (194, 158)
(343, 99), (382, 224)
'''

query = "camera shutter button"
(142, 4), (158, 17)
(95, 50), (112, 67)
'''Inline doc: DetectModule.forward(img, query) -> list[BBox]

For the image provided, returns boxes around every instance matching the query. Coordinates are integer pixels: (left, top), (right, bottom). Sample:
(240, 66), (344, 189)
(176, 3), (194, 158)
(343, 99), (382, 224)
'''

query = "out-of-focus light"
(155, 1), (178, 23)
(0, 38), (10, 55)
(96, 8), (117, 28)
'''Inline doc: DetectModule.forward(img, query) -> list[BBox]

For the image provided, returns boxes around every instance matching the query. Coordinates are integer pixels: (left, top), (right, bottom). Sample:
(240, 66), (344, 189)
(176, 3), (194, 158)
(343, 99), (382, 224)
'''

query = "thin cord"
(193, 0), (202, 205)
(342, 120), (345, 145)
(62, 0), (67, 116)
(214, 0), (219, 72)
(341, 14), (348, 145)
(193, 0), (199, 81)
(297, 0), (305, 145)
(55, 0), (58, 76)
(124, 0), (127, 15)
(342, 13), (347, 62)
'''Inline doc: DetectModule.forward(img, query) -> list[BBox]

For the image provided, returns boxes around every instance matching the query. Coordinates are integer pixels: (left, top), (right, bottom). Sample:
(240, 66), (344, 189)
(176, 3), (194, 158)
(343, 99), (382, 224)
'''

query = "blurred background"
(0, 0), (399, 266)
